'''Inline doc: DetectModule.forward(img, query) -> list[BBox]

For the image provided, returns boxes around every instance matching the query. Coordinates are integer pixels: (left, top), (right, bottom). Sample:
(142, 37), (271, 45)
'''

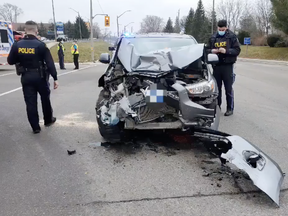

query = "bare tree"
(93, 22), (101, 39)
(254, 0), (273, 36)
(0, 3), (23, 23)
(139, 15), (164, 33)
(216, 0), (246, 32)
(101, 28), (111, 40)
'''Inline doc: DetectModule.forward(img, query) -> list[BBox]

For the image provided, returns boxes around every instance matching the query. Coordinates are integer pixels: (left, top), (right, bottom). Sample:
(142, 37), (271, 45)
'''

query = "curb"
(54, 61), (100, 66)
(238, 58), (288, 66)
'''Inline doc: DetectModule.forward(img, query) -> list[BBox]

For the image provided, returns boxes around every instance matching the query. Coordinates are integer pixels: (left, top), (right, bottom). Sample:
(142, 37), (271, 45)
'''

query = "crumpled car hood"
(117, 38), (204, 73)
(222, 135), (285, 206)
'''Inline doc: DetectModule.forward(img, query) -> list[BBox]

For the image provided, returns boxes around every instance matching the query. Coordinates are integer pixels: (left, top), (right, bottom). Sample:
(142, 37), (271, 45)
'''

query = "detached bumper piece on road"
(193, 127), (285, 207)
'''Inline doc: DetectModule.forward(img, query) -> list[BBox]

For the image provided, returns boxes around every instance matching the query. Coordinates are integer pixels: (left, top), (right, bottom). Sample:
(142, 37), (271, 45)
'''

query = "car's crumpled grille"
(136, 103), (176, 123)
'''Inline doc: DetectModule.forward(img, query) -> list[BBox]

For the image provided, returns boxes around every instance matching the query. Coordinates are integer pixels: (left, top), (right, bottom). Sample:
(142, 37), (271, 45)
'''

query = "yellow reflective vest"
(57, 43), (65, 51)
(71, 44), (79, 54)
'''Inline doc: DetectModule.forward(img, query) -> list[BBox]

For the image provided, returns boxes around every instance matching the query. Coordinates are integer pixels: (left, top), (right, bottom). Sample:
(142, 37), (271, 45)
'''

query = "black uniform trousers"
(58, 54), (65, 69)
(213, 63), (235, 111)
(21, 71), (53, 131)
(73, 54), (79, 69)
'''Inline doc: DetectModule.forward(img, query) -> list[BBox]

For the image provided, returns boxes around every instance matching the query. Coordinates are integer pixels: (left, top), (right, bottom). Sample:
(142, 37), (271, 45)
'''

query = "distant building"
(12, 22), (52, 31)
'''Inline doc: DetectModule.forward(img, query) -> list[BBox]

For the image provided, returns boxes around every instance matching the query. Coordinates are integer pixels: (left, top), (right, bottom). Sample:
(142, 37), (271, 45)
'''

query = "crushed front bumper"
(222, 135), (285, 206)
(193, 128), (285, 206)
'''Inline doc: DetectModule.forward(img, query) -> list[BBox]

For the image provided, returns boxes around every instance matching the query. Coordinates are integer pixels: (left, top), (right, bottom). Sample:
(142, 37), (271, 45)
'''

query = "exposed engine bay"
(97, 59), (218, 131)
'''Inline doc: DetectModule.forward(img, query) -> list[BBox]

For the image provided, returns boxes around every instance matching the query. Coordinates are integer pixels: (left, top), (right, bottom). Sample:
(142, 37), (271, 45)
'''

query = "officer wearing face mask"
(206, 19), (241, 116)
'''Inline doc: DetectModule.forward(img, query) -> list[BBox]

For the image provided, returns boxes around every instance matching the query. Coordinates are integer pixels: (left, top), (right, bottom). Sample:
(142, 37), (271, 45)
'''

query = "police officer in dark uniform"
(206, 20), (241, 116)
(7, 20), (59, 134)
(57, 40), (66, 70)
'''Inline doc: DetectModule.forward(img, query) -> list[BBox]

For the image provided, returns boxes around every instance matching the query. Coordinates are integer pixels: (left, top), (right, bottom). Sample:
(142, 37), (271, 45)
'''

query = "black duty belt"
(24, 68), (40, 72)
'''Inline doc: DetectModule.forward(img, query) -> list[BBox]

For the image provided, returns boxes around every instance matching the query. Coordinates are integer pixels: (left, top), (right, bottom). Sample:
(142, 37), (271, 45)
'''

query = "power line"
(96, 0), (104, 13)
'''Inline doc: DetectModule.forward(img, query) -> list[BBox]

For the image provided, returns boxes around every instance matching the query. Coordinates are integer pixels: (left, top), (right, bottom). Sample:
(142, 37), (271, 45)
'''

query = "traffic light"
(105, 16), (110, 27)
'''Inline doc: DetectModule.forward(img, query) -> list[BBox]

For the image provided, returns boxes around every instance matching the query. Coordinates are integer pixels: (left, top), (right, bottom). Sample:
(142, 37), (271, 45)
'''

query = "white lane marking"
(0, 65), (95, 97)
(0, 87), (22, 97)
(0, 63), (99, 78)
(57, 66), (91, 77)
(0, 72), (14, 77)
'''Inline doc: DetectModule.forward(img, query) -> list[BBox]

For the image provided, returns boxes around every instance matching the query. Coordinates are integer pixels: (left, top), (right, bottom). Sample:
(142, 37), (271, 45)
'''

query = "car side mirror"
(207, 53), (219, 64)
(108, 46), (115, 51)
(99, 53), (111, 64)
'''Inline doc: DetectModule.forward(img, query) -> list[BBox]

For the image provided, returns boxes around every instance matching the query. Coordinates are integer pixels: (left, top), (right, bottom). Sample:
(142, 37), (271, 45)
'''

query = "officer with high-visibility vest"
(71, 40), (79, 70)
(57, 40), (66, 70)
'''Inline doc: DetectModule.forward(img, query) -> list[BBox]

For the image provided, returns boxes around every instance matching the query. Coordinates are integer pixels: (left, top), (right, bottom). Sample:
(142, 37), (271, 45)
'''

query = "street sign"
(47, 31), (55, 36)
(244, 37), (251, 45)
(85, 22), (90, 30)
(56, 22), (64, 35)
(104, 16), (110, 27)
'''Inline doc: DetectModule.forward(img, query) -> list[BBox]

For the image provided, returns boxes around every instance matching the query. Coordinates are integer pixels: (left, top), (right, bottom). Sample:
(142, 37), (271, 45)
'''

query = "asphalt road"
(0, 61), (288, 216)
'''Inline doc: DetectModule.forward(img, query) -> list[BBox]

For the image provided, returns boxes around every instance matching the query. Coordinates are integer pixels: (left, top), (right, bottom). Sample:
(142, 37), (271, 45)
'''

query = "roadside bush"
(237, 30), (250, 45)
(275, 40), (287, 47)
(267, 34), (282, 47)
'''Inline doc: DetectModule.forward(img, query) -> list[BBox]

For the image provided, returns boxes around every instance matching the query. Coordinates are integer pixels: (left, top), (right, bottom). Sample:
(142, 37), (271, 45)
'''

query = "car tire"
(95, 89), (128, 143)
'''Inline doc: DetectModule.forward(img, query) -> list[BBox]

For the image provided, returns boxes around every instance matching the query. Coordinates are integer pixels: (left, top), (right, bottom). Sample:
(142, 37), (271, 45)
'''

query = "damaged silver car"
(95, 33), (284, 206)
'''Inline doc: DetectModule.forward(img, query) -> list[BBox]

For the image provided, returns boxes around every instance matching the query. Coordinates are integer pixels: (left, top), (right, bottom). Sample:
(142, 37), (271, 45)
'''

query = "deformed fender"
(221, 135), (285, 206)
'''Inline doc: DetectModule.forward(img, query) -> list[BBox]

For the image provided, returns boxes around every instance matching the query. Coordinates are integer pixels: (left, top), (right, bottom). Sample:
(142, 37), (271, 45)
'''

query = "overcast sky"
(8, 0), (215, 35)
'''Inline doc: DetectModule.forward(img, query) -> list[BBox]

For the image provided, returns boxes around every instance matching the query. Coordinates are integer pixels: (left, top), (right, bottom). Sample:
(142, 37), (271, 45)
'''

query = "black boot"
(33, 129), (41, 134)
(224, 109), (233, 116)
(45, 117), (57, 127)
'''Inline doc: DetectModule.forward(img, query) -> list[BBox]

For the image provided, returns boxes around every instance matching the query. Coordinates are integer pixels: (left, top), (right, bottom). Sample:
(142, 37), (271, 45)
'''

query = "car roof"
(121, 32), (195, 39)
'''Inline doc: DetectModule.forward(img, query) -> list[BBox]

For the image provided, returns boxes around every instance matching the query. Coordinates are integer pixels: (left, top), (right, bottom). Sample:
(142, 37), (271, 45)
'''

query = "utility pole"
(78, 12), (82, 40)
(117, 17), (119, 37)
(212, 0), (215, 34)
(70, 8), (82, 39)
(124, 22), (134, 33)
(90, 0), (94, 62)
(117, 10), (131, 37)
(51, 0), (57, 40)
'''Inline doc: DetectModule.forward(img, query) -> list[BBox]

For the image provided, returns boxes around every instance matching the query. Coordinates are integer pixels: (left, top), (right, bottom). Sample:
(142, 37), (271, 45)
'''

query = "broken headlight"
(185, 79), (215, 96)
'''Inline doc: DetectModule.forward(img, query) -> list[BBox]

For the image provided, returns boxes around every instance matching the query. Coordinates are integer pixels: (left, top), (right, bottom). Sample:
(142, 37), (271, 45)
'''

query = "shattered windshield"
(124, 37), (197, 54)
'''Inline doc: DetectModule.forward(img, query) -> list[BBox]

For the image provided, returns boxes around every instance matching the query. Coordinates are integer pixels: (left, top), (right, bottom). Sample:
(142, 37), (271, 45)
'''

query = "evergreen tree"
(163, 17), (174, 33)
(184, 8), (195, 35)
(48, 23), (54, 31)
(38, 22), (47, 37)
(64, 21), (75, 39)
(191, 0), (210, 42)
(74, 16), (89, 39)
(271, 0), (288, 34)
(174, 15), (181, 33)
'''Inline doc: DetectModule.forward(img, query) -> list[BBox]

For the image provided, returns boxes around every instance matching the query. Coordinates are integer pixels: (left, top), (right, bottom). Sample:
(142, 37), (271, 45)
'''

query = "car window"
(125, 37), (197, 54)
(0, 29), (9, 43)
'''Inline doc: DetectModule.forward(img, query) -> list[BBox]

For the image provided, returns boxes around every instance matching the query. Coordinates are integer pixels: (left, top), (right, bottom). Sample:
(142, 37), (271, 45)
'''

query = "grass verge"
(50, 41), (110, 63)
(239, 45), (288, 61)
